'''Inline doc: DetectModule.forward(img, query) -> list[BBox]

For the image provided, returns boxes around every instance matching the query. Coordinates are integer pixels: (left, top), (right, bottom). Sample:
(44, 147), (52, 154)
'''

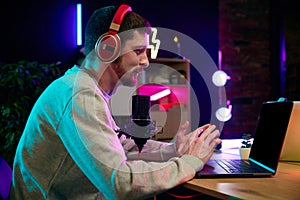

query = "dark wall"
(284, 1), (300, 100)
(0, 1), (80, 64)
(82, 0), (219, 63)
(219, 0), (300, 139)
(1, 0), (297, 139)
(0, 0), (219, 130)
(0, 0), (219, 66)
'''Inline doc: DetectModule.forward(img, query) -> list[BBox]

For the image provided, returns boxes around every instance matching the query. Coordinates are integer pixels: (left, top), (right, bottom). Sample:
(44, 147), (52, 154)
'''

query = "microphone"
(131, 95), (151, 126)
(116, 95), (156, 153)
(130, 95), (151, 152)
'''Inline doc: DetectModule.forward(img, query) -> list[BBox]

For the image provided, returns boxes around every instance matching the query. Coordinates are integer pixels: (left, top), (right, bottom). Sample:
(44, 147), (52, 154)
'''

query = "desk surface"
(183, 139), (300, 200)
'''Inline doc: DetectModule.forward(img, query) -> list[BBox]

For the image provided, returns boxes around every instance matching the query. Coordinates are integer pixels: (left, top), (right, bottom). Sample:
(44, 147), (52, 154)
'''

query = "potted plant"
(0, 60), (66, 167)
(239, 133), (252, 159)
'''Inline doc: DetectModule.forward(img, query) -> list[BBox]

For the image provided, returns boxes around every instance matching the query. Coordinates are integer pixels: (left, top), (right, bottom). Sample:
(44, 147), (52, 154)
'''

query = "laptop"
(197, 101), (294, 178)
(280, 101), (300, 162)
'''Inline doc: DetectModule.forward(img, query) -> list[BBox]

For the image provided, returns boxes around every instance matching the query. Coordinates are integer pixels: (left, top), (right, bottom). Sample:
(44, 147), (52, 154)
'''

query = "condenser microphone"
(130, 95), (151, 152)
(131, 95), (151, 126)
(116, 95), (155, 153)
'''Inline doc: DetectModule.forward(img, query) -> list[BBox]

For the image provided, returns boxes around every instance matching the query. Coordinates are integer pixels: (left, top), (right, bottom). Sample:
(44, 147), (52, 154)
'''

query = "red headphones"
(95, 4), (132, 63)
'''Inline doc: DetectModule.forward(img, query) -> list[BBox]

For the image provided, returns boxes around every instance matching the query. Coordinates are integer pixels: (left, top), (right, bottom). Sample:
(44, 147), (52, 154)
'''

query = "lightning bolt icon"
(148, 28), (160, 59)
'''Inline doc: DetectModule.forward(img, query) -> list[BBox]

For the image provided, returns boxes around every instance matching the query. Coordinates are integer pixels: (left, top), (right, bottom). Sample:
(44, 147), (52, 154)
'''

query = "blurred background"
(0, 0), (299, 165)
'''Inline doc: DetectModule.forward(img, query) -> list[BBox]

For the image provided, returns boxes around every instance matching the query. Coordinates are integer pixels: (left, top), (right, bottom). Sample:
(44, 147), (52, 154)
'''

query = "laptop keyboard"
(215, 159), (267, 173)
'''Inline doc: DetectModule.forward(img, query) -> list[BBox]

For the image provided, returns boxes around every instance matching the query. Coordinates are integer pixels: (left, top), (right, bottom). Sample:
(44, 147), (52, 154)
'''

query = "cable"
(165, 192), (204, 199)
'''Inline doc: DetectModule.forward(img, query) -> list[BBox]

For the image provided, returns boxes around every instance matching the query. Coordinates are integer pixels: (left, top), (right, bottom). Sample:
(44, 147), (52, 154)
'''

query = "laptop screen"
(249, 101), (293, 173)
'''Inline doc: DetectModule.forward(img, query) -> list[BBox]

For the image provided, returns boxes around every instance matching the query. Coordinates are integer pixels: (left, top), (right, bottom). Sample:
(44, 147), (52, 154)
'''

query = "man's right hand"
(180, 124), (221, 163)
(195, 124), (221, 163)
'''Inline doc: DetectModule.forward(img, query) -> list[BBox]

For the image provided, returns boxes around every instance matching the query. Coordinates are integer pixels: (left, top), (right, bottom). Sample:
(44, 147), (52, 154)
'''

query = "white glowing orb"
(212, 70), (230, 87)
(215, 107), (232, 122)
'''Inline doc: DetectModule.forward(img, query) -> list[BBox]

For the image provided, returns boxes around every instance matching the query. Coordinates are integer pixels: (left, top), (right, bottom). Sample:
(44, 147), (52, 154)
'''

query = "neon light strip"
(218, 50), (222, 70)
(148, 28), (160, 59)
(248, 158), (275, 174)
(150, 89), (171, 101)
(76, 4), (82, 46)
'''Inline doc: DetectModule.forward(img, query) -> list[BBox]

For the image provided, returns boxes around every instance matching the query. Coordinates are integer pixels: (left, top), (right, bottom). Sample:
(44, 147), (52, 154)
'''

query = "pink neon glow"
(150, 89), (171, 101)
(227, 100), (232, 112)
(138, 84), (188, 104)
(137, 84), (171, 101)
(218, 50), (222, 70)
(138, 84), (169, 96)
(227, 100), (231, 105)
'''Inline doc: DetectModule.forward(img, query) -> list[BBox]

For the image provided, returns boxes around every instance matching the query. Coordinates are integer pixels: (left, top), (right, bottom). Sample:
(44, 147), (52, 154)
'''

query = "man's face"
(113, 30), (149, 87)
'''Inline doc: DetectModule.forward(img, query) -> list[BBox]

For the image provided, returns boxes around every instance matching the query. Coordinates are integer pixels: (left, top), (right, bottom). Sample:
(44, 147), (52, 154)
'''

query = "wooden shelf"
(139, 58), (191, 140)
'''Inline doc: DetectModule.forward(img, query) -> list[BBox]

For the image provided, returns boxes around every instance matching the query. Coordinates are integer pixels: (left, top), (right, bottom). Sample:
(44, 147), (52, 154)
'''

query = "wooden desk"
(183, 140), (300, 200)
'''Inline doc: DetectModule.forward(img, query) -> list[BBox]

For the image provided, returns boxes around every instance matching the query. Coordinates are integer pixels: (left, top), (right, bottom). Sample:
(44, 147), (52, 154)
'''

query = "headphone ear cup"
(95, 33), (121, 63)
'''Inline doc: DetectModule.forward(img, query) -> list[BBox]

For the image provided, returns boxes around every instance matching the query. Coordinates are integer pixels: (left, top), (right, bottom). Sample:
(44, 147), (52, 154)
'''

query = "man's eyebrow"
(132, 45), (147, 50)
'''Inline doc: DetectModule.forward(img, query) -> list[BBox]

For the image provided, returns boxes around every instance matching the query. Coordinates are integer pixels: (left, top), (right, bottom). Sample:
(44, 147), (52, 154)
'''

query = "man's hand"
(175, 121), (221, 163)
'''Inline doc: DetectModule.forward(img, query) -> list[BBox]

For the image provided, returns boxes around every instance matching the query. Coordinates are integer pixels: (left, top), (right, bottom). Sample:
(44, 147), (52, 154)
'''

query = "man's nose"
(140, 51), (149, 69)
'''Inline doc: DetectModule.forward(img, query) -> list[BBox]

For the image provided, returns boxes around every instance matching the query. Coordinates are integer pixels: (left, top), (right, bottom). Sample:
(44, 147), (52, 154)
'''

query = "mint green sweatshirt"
(9, 66), (203, 200)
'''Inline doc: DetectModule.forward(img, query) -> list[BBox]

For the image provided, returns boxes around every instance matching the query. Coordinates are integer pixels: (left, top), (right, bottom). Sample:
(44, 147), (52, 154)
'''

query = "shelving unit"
(137, 58), (191, 140)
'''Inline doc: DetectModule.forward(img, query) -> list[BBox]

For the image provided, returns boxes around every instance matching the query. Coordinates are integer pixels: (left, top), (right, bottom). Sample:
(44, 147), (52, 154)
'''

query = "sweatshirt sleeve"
(57, 86), (203, 200)
(121, 137), (179, 162)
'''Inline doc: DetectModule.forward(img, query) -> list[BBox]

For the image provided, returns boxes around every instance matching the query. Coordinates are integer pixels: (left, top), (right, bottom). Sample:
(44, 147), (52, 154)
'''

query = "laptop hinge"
(249, 158), (275, 174)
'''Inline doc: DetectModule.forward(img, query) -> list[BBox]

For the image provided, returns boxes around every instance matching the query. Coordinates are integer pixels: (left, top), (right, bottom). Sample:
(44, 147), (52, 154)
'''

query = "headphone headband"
(109, 4), (132, 35)
(95, 4), (132, 63)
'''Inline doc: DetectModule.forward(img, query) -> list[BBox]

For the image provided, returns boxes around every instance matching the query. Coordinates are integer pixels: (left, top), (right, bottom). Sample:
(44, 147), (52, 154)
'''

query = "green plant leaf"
(0, 60), (67, 167)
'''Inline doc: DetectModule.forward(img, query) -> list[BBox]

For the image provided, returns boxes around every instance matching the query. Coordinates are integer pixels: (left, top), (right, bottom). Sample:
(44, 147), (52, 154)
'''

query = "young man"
(9, 4), (221, 200)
